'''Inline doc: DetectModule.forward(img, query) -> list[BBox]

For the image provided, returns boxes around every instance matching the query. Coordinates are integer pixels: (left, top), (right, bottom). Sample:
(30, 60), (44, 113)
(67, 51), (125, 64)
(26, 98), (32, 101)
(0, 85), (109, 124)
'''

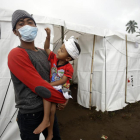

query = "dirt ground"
(56, 84), (140, 140)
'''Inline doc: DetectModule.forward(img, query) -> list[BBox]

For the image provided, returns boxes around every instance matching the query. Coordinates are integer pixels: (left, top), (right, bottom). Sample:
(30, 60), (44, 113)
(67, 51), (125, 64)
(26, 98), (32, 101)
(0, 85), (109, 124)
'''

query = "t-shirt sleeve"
(64, 64), (74, 79)
(48, 51), (56, 63)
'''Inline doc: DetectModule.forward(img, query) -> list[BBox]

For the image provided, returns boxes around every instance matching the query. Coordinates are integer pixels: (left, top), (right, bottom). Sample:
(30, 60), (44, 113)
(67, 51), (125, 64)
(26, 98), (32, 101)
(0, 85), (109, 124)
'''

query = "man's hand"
(57, 100), (69, 110)
(45, 28), (51, 37)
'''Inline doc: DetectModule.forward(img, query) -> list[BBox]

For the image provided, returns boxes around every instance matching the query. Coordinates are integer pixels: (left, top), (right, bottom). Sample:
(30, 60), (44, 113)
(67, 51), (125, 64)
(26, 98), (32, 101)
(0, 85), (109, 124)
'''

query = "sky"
(1, 0), (140, 34)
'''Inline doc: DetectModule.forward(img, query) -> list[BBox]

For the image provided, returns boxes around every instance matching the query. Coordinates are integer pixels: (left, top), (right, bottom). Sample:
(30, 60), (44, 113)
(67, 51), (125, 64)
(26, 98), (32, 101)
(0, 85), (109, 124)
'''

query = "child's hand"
(45, 28), (51, 37)
(50, 83), (53, 86)
(57, 100), (69, 110)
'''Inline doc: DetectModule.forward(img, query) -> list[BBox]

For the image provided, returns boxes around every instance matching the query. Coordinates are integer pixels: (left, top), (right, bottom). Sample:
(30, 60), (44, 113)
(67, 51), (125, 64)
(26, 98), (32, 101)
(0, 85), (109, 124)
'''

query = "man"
(8, 10), (67, 140)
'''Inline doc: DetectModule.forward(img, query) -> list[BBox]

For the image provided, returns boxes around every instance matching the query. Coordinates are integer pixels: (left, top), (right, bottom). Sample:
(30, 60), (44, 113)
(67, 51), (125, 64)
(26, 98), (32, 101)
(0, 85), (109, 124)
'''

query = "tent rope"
(0, 78), (11, 115)
(52, 28), (67, 45)
(53, 29), (84, 51)
(53, 30), (69, 51)
(0, 109), (18, 138)
(106, 38), (140, 59)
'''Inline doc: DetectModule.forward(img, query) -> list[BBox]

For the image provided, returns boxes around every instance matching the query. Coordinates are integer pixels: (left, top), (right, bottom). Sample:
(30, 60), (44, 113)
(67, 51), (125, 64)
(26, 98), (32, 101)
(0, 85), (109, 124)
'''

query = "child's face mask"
(18, 25), (38, 42)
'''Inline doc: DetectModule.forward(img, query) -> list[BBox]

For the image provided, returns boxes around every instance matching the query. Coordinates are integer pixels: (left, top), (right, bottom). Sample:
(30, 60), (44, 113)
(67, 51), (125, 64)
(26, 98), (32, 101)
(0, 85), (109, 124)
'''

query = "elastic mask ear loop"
(15, 29), (19, 36)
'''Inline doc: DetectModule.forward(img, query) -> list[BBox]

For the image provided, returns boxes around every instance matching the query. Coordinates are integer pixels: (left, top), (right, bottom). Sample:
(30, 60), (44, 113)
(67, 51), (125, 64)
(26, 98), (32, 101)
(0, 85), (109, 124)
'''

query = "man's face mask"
(18, 25), (38, 42)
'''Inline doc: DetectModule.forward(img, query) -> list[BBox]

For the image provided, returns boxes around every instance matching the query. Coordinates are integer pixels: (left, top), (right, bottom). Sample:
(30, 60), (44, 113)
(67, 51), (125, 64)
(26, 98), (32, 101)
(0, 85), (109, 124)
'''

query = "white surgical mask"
(18, 25), (38, 42)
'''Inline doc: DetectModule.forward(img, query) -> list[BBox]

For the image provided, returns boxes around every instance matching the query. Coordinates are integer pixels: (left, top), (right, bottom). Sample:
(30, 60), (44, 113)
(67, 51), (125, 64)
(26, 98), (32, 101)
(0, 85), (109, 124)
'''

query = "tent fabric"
(105, 35), (127, 111)
(1, 8), (140, 43)
(77, 34), (94, 108)
(126, 40), (140, 103)
(77, 34), (140, 111)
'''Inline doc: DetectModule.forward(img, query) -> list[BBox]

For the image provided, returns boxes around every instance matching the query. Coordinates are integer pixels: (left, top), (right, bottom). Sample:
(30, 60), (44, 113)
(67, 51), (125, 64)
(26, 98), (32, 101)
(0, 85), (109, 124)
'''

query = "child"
(33, 28), (81, 140)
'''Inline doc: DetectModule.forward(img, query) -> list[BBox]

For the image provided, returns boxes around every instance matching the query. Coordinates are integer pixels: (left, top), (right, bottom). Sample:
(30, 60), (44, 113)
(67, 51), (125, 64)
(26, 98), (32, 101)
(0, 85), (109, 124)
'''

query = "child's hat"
(12, 10), (36, 31)
(64, 36), (79, 59)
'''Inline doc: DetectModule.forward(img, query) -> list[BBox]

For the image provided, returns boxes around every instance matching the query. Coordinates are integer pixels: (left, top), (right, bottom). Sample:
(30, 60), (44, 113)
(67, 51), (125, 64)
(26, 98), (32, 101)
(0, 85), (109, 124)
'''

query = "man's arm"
(44, 28), (51, 55)
(50, 75), (68, 86)
(8, 47), (66, 104)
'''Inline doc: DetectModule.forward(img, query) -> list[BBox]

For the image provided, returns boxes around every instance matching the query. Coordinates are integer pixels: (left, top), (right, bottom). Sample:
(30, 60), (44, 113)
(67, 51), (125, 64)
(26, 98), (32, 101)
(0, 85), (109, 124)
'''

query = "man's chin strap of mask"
(64, 36), (79, 59)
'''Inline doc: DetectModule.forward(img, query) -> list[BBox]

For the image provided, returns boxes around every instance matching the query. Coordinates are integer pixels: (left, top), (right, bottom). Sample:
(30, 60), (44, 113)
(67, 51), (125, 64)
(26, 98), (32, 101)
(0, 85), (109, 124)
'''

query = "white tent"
(77, 34), (140, 111)
(0, 6), (140, 140)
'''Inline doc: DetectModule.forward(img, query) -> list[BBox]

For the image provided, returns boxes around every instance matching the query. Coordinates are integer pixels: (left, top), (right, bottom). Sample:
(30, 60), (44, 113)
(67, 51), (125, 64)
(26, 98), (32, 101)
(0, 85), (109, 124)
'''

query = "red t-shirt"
(48, 51), (74, 89)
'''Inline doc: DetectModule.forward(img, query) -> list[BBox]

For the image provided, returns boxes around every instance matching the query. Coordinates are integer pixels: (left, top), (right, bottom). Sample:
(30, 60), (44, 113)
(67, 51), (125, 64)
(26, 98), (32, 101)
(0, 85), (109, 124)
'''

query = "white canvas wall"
(77, 34), (94, 108)
(77, 35), (107, 111)
(126, 41), (140, 103)
(91, 36), (106, 111)
(77, 34), (134, 112)
(105, 35), (127, 111)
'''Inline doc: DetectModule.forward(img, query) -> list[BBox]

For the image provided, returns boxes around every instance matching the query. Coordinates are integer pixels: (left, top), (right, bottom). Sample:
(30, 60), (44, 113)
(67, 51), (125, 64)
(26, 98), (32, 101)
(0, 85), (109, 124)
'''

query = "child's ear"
(66, 56), (72, 62)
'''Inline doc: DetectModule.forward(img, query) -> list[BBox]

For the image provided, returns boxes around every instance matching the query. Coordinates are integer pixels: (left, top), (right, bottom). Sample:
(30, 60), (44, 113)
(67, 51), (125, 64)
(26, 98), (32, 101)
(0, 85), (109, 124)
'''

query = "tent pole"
(104, 36), (107, 111)
(125, 35), (128, 103)
(89, 35), (96, 109)
(61, 26), (64, 44)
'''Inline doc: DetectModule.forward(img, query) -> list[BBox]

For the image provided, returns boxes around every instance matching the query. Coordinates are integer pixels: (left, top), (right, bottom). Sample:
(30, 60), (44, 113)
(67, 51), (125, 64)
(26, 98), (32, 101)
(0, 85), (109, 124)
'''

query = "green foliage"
(126, 20), (138, 34)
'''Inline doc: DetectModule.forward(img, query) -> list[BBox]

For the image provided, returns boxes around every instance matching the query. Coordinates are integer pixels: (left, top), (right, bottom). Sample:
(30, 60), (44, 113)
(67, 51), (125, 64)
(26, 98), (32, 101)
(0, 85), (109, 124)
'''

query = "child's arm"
(44, 28), (51, 55)
(50, 76), (68, 86)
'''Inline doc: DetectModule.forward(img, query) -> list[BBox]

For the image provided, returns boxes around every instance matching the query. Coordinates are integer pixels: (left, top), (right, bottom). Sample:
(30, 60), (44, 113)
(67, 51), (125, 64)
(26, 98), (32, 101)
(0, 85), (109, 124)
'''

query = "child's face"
(56, 44), (70, 61)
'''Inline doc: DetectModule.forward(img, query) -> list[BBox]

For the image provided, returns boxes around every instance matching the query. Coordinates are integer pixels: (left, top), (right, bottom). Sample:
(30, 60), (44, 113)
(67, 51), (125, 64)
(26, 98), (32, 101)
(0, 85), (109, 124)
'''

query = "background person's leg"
(17, 110), (45, 140)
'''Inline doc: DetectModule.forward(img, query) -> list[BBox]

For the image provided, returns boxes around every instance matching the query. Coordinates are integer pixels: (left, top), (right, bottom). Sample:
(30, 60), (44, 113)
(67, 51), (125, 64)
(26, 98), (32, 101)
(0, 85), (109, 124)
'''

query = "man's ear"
(66, 56), (72, 62)
(13, 29), (18, 36)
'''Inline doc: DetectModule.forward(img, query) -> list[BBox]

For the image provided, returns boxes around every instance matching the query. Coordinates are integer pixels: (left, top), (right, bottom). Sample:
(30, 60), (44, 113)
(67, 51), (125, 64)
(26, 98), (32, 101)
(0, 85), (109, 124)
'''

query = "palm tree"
(126, 20), (138, 34)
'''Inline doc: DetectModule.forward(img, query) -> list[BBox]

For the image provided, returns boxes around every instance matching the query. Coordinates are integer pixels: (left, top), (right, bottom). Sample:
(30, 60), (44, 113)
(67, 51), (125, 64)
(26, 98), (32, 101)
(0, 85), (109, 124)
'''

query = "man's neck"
(20, 40), (37, 51)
